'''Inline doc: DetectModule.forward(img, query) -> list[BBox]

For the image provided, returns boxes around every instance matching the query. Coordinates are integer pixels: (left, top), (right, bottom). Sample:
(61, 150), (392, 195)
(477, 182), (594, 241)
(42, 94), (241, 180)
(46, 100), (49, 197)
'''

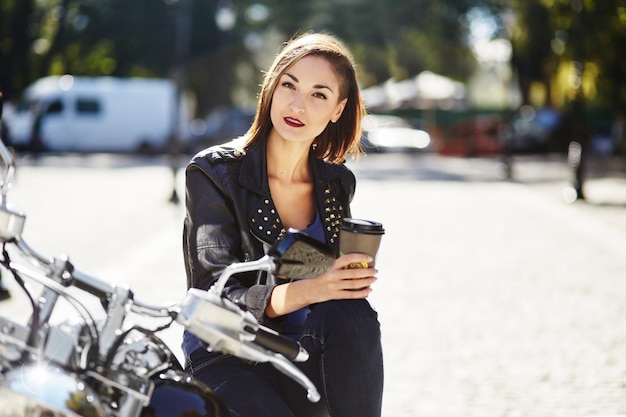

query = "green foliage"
(0, 0), (480, 108)
(501, 0), (626, 112)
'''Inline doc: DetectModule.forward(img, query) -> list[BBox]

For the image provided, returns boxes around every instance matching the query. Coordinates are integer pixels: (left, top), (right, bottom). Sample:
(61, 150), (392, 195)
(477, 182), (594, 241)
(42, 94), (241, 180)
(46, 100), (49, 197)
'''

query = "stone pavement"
(0, 152), (625, 417)
(349, 153), (626, 417)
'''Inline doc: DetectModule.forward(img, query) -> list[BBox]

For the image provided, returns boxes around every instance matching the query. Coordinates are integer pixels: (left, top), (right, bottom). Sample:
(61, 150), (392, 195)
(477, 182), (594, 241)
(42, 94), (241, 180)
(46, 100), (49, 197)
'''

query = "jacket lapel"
(240, 141), (348, 251)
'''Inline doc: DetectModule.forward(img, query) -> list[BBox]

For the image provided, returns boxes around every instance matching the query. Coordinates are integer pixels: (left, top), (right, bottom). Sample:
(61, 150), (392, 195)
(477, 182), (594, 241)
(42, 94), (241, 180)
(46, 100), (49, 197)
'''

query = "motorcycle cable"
(1, 243), (101, 368)
(0, 243), (50, 365)
(0, 242), (40, 339)
(24, 265), (100, 369)
(102, 318), (176, 373)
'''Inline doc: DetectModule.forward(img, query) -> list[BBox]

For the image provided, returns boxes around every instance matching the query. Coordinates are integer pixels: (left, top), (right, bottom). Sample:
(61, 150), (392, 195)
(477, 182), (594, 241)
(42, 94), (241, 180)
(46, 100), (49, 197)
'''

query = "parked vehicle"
(5, 75), (188, 153)
(507, 106), (561, 153)
(589, 119), (619, 155)
(440, 114), (504, 156)
(186, 106), (255, 154)
(361, 114), (431, 153)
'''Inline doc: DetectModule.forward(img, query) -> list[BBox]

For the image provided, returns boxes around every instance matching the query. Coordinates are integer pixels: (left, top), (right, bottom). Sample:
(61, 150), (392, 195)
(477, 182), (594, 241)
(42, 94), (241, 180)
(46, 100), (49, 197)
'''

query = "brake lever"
(176, 288), (320, 402)
(266, 350), (320, 402)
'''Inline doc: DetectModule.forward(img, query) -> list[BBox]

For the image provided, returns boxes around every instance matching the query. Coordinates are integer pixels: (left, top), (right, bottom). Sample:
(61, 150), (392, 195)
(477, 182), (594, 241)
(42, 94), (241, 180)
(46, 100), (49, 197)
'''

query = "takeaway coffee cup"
(339, 218), (385, 268)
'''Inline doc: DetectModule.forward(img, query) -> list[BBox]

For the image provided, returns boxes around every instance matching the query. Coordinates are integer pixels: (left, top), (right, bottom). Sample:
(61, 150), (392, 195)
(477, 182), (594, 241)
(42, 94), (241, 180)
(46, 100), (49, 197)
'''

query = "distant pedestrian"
(30, 103), (44, 158)
(0, 271), (9, 301)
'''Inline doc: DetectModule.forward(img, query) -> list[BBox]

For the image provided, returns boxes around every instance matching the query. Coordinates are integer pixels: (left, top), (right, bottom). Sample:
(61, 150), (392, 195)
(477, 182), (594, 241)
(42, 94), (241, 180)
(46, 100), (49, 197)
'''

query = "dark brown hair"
(243, 31), (365, 163)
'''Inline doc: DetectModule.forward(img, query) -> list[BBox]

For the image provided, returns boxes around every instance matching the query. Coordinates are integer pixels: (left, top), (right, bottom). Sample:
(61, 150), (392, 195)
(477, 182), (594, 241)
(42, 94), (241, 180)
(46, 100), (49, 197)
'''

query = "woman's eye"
(313, 92), (327, 100)
(281, 81), (295, 89)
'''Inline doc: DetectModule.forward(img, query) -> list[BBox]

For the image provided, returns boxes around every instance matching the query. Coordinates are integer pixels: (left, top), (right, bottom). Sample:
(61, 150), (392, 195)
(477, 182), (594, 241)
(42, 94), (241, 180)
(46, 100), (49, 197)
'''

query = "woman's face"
(269, 55), (347, 145)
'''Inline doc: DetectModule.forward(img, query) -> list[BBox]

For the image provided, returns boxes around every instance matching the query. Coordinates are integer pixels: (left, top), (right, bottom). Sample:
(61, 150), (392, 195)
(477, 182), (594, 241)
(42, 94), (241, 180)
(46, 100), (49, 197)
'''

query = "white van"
(5, 75), (187, 153)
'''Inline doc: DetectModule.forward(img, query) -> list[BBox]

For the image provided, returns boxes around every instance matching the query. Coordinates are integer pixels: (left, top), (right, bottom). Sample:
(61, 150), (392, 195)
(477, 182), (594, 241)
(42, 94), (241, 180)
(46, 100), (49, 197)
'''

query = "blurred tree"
(584, 0), (626, 153)
(500, 0), (626, 151)
(66, 0), (173, 76)
(507, 0), (556, 106)
(1, 0), (483, 111)
(260, 0), (477, 86)
(0, 0), (37, 100)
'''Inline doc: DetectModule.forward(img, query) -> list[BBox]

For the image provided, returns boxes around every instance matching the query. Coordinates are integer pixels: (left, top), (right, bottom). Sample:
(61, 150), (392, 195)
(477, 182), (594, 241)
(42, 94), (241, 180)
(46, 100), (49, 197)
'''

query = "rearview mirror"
(269, 229), (334, 280)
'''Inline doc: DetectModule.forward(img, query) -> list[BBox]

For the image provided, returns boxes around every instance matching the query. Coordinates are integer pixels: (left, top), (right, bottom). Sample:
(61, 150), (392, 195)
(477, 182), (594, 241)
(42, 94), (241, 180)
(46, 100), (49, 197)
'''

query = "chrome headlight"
(0, 363), (105, 417)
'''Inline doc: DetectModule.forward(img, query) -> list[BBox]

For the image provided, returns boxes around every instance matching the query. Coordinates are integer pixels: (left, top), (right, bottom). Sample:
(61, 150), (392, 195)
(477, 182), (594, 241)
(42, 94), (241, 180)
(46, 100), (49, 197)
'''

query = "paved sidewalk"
(349, 153), (626, 417)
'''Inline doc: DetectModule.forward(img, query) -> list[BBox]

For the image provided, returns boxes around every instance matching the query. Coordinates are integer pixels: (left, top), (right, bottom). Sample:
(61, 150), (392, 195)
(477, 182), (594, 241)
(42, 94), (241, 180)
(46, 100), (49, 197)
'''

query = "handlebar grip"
(254, 325), (309, 362)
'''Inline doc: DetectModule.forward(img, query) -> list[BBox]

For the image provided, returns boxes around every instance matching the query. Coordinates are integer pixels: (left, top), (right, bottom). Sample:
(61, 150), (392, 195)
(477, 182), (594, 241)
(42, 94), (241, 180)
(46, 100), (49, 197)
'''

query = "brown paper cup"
(339, 218), (385, 268)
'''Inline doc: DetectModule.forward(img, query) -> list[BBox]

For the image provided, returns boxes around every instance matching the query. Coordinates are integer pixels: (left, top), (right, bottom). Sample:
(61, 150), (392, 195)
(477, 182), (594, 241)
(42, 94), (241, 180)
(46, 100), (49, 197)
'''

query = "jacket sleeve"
(182, 163), (277, 326)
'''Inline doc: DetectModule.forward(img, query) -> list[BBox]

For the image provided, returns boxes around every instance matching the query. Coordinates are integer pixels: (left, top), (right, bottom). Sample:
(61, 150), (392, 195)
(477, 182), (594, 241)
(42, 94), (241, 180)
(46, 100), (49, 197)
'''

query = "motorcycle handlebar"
(13, 224), (307, 360)
(70, 266), (115, 301)
(254, 325), (309, 362)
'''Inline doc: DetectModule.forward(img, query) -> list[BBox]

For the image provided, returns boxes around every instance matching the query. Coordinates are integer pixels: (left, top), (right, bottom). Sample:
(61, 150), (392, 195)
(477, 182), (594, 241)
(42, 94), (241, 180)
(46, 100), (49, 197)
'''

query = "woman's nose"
(290, 93), (305, 113)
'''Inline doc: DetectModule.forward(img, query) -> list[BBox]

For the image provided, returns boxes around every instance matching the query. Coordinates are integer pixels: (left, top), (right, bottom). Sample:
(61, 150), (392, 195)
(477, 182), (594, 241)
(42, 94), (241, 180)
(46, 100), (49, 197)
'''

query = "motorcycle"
(0, 89), (334, 416)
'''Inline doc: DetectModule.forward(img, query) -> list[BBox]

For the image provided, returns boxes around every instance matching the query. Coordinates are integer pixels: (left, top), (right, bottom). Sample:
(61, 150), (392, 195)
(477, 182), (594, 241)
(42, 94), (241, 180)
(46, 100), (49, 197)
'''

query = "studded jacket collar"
(237, 141), (354, 250)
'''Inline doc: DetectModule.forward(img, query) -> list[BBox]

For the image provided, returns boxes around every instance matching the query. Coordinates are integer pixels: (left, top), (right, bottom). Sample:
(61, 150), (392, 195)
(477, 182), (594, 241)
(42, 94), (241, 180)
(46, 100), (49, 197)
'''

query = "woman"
(183, 31), (383, 417)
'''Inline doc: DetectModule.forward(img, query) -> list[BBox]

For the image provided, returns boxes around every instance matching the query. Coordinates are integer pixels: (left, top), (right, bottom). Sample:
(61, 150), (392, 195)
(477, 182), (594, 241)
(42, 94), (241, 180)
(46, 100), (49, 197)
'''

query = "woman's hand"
(266, 253), (377, 317)
(317, 252), (378, 296)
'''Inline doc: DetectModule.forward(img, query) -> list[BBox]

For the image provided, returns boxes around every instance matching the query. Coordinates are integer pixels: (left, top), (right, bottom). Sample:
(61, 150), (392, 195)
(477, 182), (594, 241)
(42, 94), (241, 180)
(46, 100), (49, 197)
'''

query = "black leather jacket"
(183, 139), (355, 329)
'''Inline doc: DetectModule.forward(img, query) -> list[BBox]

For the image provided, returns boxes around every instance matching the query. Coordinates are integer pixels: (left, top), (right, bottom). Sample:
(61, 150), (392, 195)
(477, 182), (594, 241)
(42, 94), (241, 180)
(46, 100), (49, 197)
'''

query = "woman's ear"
(331, 98), (348, 123)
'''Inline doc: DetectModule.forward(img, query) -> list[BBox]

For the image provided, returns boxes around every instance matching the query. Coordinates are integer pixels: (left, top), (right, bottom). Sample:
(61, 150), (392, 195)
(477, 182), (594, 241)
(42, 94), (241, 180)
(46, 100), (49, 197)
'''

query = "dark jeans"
(186, 299), (384, 417)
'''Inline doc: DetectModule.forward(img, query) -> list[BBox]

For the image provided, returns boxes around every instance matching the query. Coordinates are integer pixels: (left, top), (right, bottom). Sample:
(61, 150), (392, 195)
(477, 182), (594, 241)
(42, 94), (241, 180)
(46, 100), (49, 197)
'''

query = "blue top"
(300, 209), (325, 242)
(282, 210), (325, 339)
(182, 209), (326, 356)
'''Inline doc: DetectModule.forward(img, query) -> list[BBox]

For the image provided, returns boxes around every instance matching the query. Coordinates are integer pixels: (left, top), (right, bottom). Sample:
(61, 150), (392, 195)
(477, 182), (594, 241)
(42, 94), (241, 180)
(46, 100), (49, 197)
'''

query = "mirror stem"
(210, 255), (275, 296)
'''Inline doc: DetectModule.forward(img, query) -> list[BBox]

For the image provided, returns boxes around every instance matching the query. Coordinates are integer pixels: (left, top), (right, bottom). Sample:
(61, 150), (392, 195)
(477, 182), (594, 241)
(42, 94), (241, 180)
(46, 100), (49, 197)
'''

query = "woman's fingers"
(332, 255), (378, 296)
(334, 253), (373, 269)
(305, 254), (378, 301)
